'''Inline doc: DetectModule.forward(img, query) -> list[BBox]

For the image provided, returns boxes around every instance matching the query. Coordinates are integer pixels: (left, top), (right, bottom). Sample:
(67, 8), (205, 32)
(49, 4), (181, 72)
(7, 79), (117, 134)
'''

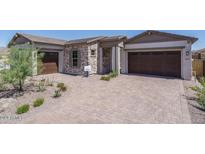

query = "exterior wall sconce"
(186, 50), (190, 56)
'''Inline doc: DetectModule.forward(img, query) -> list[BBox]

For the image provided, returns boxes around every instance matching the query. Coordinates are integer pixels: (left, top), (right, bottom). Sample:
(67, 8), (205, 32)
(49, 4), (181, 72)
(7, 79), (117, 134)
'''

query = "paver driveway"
(21, 73), (191, 124)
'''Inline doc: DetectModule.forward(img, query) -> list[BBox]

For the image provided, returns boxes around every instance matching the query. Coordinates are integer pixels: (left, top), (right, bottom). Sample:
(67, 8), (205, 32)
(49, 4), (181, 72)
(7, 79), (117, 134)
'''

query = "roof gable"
(66, 36), (105, 45)
(127, 30), (198, 44)
(66, 35), (127, 45)
(8, 33), (67, 47)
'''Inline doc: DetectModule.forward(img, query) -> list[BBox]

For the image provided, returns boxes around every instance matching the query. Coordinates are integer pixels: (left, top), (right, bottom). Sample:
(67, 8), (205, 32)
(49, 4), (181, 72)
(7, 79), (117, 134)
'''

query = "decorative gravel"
(183, 80), (205, 124)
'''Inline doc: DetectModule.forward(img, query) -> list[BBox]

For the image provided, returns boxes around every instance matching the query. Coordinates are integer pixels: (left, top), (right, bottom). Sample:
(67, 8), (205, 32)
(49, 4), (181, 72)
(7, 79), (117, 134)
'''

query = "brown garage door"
(128, 51), (181, 78)
(40, 52), (59, 74)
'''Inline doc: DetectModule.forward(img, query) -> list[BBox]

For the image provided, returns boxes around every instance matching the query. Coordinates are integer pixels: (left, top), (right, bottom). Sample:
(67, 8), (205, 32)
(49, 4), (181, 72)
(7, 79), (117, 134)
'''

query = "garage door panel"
(40, 52), (59, 74)
(128, 51), (181, 78)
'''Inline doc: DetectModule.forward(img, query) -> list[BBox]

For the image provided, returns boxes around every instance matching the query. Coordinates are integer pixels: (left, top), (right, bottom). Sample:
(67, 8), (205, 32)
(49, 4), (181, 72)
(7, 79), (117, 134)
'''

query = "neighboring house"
(192, 48), (205, 77)
(0, 47), (9, 71)
(8, 30), (197, 80)
(192, 48), (205, 59)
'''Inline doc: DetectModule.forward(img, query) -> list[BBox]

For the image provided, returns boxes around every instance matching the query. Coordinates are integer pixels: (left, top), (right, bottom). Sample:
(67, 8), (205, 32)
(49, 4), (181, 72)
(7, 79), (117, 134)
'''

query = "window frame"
(72, 50), (78, 67)
(91, 49), (96, 56)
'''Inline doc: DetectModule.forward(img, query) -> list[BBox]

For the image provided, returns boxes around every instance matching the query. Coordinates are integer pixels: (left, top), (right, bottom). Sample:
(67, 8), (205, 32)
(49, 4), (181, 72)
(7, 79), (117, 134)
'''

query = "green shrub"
(100, 70), (118, 81)
(48, 83), (53, 87)
(199, 77), (205, 87)
(53, 89), (61, 98)
(57, 82), (64, 88)
(33, 98), (44, 107)
(57, 82), (67, 92)
(109, 70), (118, 78)
(191, 84), (205, 110)
(37, 53), (45, 75)
(198, 95), (205, 109)
(16, 104), (30, 114)
(0, 81), (6, 91)
(60, 86), (67, 92)
(100, 76), (110, 81)
(45, 79), (53, 86)
(36, 80), (46, 92)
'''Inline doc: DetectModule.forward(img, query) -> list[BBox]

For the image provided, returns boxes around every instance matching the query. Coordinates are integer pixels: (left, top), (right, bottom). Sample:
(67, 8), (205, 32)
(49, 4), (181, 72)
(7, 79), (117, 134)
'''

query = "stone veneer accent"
(64, 44), (88, 75)
(88, 43), (98, 74)
(64, 43), (99, 75)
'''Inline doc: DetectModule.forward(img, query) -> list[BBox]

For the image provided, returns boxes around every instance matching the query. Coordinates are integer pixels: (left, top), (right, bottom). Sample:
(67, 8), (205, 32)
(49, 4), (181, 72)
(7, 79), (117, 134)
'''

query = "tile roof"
(65, 36), (105, 45)
(16, 33), (67, 46)
(127, 30), (198, 44)
(100, 35), (127, 42)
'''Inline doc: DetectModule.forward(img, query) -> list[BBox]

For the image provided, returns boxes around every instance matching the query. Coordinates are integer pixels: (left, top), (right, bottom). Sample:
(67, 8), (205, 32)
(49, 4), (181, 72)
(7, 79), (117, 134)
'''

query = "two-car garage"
(128, 51), (181, 78)
(123, 30), (198, 80)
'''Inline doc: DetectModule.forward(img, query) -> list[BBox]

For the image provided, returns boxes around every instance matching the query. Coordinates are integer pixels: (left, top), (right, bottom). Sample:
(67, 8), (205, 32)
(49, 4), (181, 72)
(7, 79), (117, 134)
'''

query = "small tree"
(37, 52), (45, 75)
(1, 45), (37, 91)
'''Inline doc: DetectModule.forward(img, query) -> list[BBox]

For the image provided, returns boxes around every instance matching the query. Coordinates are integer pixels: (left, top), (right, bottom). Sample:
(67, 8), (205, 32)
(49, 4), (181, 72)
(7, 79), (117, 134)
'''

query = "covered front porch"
(98, 40), (124, 75)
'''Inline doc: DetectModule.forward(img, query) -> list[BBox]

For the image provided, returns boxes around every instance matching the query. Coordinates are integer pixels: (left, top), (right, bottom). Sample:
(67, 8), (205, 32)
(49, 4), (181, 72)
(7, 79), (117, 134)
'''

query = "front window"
(91, 49), (96, 56)
(72, 50), (78, 67)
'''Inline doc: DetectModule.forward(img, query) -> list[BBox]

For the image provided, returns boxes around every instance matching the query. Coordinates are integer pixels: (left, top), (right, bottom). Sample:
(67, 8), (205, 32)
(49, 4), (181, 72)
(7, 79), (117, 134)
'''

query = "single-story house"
(8, 30), (198, 80)
(192, 48), (205, 77)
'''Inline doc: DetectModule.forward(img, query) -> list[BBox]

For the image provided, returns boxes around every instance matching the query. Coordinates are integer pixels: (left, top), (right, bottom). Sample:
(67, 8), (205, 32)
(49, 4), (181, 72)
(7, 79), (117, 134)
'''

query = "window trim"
(72, 50), (78, 67)
(91, 49), (96, 56)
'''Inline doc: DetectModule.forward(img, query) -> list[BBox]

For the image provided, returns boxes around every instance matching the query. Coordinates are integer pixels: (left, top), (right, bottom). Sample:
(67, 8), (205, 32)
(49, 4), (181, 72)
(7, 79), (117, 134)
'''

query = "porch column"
(99, 47), (103, 74)
(181, 42), (192, 80)
(112, 46), (121, 74)
(112, 46), (116, 71)
(59, 51), (64, 73)
(116, 46), (121, 74)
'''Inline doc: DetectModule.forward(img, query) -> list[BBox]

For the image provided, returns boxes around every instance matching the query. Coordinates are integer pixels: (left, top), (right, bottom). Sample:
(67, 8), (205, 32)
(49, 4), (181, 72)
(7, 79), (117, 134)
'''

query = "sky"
(0, 30), (204, 50)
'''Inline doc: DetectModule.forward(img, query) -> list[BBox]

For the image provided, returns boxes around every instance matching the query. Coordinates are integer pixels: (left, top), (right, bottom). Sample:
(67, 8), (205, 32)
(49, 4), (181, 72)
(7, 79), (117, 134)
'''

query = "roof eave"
(127, 30), (198, 44)
(100, 36), (127, 42)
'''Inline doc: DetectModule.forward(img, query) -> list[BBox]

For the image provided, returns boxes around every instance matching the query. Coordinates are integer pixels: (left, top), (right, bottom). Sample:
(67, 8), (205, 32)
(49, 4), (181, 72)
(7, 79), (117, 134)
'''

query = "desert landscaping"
(0, 74), (69, 123)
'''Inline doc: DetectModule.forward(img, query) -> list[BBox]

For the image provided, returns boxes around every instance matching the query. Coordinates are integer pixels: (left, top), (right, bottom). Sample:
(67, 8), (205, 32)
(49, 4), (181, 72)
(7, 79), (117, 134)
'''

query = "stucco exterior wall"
(181, 43), (192, 80)
(98, 47), (103, 74)
(64, 44), (88, 75)
(111, 42), (124, 74)
(88, 43), (98, 74)
(58, 51), (64, 73)
(120, 48), (126, 73)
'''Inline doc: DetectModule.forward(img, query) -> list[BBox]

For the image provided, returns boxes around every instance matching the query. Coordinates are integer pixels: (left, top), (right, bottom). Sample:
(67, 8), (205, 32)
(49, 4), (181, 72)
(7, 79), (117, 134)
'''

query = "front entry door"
(102, 48), (111, 74)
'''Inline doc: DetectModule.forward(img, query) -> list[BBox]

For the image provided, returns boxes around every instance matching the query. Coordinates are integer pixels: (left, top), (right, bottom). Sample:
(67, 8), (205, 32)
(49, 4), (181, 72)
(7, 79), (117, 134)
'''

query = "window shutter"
(69, 51), (73, 67)
(77, 50), (81, 68)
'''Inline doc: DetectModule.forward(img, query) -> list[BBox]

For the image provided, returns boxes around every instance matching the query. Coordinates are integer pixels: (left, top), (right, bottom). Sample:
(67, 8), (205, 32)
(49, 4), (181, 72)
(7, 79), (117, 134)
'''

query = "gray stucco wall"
(181, 43), (192, 80)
